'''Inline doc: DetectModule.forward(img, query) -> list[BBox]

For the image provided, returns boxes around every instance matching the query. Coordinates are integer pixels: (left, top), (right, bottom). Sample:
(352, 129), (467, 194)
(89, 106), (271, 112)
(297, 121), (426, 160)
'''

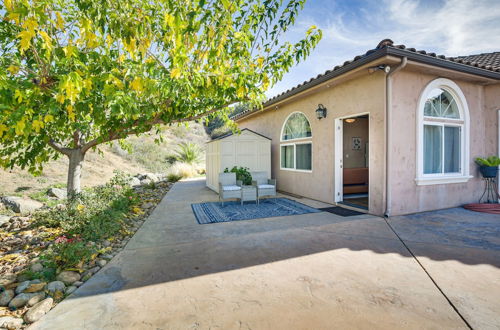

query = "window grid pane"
(444, 126), (460, 173)
(281, 145), (294, 169)
(296, 144), (312, 170)
(423, 125), (443, 174)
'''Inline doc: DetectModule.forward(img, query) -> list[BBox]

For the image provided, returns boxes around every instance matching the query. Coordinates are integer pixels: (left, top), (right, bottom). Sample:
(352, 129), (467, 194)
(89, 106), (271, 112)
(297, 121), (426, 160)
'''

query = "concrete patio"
(31, 179), (499, 330)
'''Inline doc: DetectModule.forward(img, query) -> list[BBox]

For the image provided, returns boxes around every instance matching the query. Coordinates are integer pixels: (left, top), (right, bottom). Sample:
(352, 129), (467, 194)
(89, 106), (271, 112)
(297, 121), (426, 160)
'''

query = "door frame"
(498, 110), (500, 201)
(334, 112), (370, 204)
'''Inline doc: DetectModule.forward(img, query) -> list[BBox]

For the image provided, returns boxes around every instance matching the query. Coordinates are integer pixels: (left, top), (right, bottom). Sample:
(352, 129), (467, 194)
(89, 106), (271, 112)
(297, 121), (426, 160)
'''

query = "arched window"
(416, 78), (471, 185)
(280, 112), (312, 172)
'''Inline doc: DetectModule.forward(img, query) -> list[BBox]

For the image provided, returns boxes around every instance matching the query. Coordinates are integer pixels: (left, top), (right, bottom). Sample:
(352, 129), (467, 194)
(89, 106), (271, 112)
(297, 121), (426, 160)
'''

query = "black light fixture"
(315, 104), (327, 119)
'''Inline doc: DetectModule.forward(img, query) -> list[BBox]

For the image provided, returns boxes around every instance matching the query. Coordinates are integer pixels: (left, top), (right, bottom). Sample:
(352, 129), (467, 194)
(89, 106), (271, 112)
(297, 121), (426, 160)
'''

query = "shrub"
(174, 142), (202, 164)
(224, 166), (252, 185)
(167, 162), (200, 179)
(167, 173), (183, 182)
(44, 236), (96, 269)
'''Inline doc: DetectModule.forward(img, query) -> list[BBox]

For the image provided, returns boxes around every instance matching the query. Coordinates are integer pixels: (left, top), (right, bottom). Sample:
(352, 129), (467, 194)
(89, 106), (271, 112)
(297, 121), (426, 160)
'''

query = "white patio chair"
(218, 173), (242, 206)
(251, 171), (276, 204)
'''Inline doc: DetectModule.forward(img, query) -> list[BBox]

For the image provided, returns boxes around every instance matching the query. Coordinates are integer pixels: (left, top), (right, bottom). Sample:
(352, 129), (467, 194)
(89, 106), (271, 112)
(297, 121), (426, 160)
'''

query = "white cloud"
(267, 0), (500, 97)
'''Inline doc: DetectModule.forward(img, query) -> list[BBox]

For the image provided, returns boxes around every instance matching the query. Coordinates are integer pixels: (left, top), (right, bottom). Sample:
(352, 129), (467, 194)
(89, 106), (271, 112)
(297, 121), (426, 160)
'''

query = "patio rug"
(319, 207), (365, 217)
(192, 198), (320, 224)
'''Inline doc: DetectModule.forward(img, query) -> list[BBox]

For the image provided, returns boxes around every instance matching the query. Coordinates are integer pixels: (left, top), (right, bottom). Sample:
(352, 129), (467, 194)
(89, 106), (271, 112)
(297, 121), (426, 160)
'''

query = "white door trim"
(498, 109), (500, 201)
(334, 118), (343, 202)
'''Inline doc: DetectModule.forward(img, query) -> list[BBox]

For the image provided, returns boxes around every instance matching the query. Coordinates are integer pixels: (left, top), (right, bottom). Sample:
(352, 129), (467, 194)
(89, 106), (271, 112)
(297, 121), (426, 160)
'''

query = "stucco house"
(233, 39), (500, 216)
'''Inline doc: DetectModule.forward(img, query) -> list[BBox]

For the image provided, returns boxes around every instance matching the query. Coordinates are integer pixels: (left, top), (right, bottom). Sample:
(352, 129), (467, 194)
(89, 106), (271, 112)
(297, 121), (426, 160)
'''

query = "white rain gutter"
(385, 56), (407, 217)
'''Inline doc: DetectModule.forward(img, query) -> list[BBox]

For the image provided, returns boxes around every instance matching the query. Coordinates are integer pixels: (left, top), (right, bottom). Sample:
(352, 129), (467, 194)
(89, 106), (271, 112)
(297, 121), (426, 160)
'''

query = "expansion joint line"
(383, 217), (473, 330)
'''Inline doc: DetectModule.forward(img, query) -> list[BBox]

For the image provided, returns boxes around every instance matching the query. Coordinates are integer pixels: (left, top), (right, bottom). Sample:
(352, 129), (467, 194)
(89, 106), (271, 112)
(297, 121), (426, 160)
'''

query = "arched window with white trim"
(416, 78), (471, 185)
(280, 112), (312, 172)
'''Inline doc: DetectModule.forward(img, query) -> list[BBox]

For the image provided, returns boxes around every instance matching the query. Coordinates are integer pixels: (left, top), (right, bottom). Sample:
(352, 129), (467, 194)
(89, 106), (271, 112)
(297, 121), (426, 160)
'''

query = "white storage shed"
(206, 129), (271, 192)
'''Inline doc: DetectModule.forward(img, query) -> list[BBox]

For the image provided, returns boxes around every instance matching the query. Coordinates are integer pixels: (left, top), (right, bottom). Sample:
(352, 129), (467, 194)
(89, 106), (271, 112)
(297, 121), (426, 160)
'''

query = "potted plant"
(224, 166), (252, 185)
(475, 156), (500, 178)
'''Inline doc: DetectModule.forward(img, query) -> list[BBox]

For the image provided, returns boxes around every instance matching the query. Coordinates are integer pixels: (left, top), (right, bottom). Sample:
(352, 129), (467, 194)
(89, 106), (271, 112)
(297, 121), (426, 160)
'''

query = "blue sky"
(267, 0), (500, 97)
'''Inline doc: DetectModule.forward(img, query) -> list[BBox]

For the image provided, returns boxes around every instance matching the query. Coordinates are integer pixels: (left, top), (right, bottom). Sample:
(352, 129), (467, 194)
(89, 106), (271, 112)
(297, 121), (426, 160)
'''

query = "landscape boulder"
(0, 274), (17, 287)
(1, 196), (43, 214)
(0, 214), (10, 227)
(23, 298), (53, 324)
(47, 187), (67, 200)
(0, 316), (23, 329)
(15, 281), (32, 294)
(45, 281), (65, 297)
(56, 271), (80, 285)
(128, 177), (141, 187)
(8, 292), (36, 309)
(27, 292), (46, 307)
(0, 289), (15, 306)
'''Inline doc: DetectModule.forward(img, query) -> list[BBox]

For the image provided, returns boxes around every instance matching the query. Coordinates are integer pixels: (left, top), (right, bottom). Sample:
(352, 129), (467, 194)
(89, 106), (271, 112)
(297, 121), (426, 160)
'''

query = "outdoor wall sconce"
(315, 104), (327, 119)
(345, 118), (356, 123)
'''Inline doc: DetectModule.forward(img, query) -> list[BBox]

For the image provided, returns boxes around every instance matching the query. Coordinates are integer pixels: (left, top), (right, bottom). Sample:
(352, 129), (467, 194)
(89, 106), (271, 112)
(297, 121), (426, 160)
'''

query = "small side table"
(241, 185), (257, 205)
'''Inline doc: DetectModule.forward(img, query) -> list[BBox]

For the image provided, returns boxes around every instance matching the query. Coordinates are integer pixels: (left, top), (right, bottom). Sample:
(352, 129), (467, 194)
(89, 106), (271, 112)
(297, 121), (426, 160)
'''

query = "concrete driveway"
(32, 179), (499, 330)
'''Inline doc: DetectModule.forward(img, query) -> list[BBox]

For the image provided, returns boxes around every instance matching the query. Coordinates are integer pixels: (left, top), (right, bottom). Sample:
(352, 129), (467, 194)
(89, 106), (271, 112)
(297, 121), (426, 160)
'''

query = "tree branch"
(48, 139), (71, 155)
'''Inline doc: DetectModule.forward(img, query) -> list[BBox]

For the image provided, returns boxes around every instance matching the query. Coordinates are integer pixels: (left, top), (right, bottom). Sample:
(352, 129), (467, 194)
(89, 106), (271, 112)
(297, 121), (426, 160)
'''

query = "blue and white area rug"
(191, 198), (320, 224)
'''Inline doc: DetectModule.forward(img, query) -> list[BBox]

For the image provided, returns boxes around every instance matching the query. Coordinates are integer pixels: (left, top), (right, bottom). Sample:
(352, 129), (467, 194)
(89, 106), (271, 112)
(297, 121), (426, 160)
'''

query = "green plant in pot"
(475, 156), (500, 178)
(224, 166), (252, 185)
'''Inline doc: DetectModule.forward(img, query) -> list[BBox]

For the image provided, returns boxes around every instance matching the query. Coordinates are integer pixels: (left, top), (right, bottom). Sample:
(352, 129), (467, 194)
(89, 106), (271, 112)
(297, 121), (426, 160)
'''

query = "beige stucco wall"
(390, 70), (500, 215)
(238, 73), (386, 215)
(343, 117), (369, 168)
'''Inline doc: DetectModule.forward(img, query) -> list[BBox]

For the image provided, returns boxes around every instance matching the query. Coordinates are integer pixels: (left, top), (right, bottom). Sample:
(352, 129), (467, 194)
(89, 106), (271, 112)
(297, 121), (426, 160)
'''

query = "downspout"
(385, 56), (407, 217)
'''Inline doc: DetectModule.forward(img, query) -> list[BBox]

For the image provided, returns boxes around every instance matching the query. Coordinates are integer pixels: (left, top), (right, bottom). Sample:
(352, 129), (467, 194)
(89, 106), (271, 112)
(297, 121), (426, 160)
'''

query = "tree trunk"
(67, 149), (85, 197)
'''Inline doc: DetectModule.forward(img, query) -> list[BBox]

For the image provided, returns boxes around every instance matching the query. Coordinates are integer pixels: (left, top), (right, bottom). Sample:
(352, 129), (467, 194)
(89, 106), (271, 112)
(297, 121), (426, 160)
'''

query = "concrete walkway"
(32, 179), (499, 329)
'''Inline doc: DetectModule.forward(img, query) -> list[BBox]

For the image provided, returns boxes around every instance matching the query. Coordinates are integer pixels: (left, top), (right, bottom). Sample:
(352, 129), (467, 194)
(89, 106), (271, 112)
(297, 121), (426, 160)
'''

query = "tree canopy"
(0, 0), (322, 193)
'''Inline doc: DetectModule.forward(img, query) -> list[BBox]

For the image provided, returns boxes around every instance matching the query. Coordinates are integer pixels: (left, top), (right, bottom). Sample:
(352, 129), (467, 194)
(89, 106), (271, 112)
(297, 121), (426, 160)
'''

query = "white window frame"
(280, 112), (313, 173)
(416, 78), (472, 185)
(280, 141), (313, 173)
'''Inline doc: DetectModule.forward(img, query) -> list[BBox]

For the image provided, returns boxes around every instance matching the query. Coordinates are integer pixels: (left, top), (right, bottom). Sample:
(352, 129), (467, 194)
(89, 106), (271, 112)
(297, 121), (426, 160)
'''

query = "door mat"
(318, 207), (365, 217)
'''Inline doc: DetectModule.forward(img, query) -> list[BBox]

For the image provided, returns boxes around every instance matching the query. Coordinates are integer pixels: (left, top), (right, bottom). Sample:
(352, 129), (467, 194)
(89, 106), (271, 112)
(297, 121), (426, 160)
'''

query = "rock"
(30, 263), (43, 273)
(128, 177), (141, 187)
(56, 271), (80, 285)
(102, 240), (111, 247)
(0, 289), (15, 306)
(15, 281), (31, 294)
(0, 274), (17, 287)
(8, 292), (35, 309)
(0, 316), (23, 329)
(23, 298), (53, 324)
(65, 286), (77, 295)
(0, 214), (10, 226)
(24, 282), (46, 293)
(73, 281), (83, 287)
(140, 178), (152, 185)
(142, 202), (154, 209)
(144, 173), (159, 182)
(97, 259), (107, 267)
(1, 196), (43, 214)
(47, 187), (67, 200)
(45, 281), (65, 296)
(15, 273), (30, 283)
(27, 292), (46, 307)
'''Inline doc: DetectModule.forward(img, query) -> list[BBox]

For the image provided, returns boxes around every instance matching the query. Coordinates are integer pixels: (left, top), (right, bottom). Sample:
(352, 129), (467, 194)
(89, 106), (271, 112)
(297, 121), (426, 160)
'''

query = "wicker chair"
(251, 171), (276, 204)
(218, 173), (242, 206)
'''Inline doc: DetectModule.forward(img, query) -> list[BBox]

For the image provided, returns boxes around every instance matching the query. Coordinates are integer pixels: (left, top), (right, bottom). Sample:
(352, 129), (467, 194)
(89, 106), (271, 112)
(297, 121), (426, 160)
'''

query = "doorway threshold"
(338, 201), (368, 211)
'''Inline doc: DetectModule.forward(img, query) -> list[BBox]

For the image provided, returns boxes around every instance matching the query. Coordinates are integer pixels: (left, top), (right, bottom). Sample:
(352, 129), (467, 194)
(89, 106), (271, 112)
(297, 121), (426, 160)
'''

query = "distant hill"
(0, 122), (209, 197)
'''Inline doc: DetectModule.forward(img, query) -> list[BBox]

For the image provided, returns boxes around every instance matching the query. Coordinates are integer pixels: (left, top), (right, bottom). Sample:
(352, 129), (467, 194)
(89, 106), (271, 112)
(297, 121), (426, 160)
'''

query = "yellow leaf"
(237, 86), (246, 98)
(63, 45), (77, 58)
(55, 12), (65, 30)
(23, 17), (38, 32)
(66, 104), (75, 121)
(39, 30), (52, 50)
(0, 124), (8, 138)
(7, 12), (20, 24)
(83, 78), (92, 90)
(17, 30), (35, 53)
(4, 0), (13, 11)
(32, 119), (44, 133)
(76, 204), (85, 211)
(123, 38), (137, 57)
(14, 89), (23, 103)
(170, 68), (181, 79)
(55, 93), (65, 104)
(130, 77), (143, 92)
(15, 120), (25, 136)
(7, 65), (19, 75)
(44, 114), (54, 123)
(257, 57), (265, 68)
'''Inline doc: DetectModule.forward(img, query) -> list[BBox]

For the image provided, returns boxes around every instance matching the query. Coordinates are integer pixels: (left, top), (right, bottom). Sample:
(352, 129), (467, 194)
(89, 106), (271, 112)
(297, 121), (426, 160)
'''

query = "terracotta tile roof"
(452, 52), (500, 71)
(233, 39), (500, 121)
